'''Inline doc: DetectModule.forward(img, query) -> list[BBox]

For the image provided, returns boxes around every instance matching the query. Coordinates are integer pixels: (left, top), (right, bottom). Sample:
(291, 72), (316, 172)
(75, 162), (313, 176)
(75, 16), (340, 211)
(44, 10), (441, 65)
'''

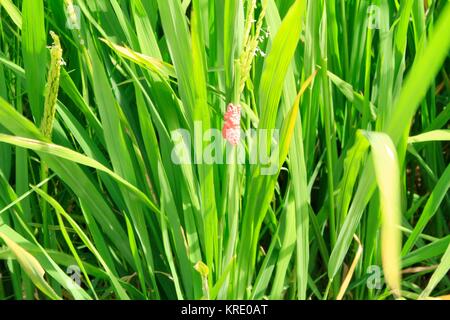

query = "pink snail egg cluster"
(222, 103), (241, 146)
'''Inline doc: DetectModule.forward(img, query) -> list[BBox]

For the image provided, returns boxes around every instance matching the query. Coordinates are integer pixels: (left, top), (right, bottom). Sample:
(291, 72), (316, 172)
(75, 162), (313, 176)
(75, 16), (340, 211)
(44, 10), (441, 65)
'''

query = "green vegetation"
(0, 0), (448, 300)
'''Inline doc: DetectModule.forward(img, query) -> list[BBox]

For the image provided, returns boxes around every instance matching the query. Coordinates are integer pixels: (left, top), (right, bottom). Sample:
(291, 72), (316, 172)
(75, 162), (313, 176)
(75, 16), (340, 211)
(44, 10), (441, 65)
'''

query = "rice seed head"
(239, 0), (268, 95)
(40, 31), (63, 139)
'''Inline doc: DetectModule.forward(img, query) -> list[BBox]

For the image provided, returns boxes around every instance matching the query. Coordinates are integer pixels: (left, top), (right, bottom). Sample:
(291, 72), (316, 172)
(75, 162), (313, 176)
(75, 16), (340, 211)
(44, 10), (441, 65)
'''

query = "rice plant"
(0, 0), (448, 300)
